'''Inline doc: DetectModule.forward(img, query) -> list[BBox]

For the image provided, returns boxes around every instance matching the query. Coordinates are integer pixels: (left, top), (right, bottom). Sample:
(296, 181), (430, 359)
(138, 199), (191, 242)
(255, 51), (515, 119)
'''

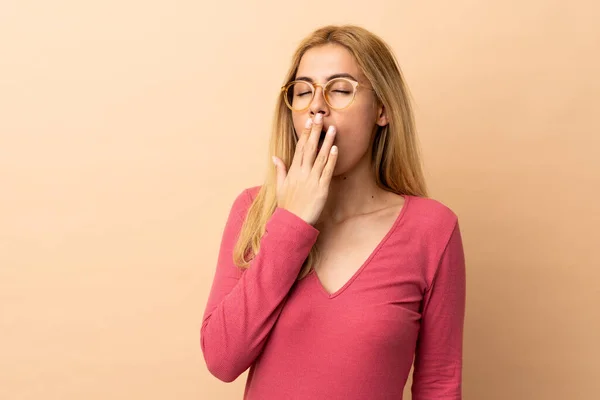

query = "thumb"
(272, 156), (286, 190)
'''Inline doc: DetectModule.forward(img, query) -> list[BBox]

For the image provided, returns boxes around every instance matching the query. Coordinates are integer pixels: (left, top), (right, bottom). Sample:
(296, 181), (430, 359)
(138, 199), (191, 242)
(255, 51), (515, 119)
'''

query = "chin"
(330, 160), (347, 178)
(331, 149), (371, 179)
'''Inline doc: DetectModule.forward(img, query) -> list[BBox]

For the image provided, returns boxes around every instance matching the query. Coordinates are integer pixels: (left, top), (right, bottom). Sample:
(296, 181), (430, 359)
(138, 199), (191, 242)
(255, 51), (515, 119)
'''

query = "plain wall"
(1, 1), (599, 399)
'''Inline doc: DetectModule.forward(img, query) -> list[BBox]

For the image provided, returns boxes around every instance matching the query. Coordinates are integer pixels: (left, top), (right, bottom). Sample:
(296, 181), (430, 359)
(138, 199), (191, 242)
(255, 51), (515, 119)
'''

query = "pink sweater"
(201, 186), (466, 399)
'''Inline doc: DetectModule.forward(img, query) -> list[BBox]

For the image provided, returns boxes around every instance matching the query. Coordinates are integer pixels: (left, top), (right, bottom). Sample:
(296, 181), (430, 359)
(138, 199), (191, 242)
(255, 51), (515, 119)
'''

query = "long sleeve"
(200, 188), (320, 382)
(412, 219), (466, 400)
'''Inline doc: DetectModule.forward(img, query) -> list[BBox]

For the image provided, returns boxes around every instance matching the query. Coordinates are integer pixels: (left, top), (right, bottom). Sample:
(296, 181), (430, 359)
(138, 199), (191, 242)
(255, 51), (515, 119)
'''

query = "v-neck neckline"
(309, 194), (412, 299)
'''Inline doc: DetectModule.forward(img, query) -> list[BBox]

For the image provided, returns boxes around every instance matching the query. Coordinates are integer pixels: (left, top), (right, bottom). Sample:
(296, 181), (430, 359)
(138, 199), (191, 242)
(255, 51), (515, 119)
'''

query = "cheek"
(292, 114), (308, 139)
(335, 109), (376, 145)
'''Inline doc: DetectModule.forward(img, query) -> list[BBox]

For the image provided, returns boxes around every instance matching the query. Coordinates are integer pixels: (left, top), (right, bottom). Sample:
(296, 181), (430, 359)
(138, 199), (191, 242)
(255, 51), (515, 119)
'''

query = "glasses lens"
(286, 81), (313, 111)
(325, 78), (355, 109)
(284, 79), (356, 111)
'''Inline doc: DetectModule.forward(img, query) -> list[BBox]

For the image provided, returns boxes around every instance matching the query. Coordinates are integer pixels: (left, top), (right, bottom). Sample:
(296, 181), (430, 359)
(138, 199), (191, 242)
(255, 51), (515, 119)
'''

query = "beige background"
(1, 1), (599, 399)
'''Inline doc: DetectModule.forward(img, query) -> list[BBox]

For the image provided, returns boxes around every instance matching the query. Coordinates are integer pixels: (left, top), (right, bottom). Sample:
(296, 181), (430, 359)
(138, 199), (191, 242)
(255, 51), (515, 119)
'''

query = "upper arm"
(412, 219), (466, 399)
(202, 188), (253, 322)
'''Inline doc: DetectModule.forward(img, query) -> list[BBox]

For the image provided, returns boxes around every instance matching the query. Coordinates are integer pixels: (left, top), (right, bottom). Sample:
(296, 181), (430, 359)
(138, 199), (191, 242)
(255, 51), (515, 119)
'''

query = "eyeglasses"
(281, 77), (373, 112)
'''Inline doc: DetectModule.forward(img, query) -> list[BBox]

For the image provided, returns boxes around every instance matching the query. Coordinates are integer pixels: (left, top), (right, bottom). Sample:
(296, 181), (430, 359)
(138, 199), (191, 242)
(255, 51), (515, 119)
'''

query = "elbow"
(412, 368), (462, 399)
(202, 351), (244, 383)
(200, 330), (244, 383)
(205, 361), (242, 383)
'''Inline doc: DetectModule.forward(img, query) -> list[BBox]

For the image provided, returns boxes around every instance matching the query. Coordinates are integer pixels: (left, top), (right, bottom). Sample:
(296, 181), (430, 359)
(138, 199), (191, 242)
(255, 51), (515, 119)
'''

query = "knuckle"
(316, 152), (327, 165)
(305, 143), (316, 154)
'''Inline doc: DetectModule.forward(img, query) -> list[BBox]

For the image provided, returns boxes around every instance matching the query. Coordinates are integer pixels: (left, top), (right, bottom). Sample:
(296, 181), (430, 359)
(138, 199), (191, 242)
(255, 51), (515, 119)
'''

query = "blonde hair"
(233, 24), (428, 280)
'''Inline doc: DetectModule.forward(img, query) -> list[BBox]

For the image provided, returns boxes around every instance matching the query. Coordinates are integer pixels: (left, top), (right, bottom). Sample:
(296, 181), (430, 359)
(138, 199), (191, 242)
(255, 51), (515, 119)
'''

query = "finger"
(302, 113), (324, 168)
(319, 145), (338, 186)
(311, 125), (336, 177)
(292, 117), (313, 167)
(273, 156), (287, 193)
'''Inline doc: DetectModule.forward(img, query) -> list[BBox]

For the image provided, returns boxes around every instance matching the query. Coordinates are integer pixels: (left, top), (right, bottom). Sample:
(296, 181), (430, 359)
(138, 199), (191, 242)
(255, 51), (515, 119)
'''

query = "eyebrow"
(295, 73), (358, 82)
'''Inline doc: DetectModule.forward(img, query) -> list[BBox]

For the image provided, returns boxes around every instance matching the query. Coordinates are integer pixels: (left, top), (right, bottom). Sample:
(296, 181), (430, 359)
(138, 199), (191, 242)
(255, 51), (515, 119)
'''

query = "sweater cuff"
(265, 207), (320, 243)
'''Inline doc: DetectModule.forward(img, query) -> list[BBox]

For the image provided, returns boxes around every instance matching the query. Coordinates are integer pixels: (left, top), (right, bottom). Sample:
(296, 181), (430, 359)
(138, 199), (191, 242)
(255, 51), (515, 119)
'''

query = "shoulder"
(404, 195), (460, 241)
(229, 185), (262, 214)
(245, 185), (262, 200)
(406, 195), (458, 223)
(403, 195), (465, 283)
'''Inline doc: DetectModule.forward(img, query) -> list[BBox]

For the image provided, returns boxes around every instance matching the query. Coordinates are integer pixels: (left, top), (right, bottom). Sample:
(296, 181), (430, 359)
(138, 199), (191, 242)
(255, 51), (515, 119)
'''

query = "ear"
(375, 103), (388, 127)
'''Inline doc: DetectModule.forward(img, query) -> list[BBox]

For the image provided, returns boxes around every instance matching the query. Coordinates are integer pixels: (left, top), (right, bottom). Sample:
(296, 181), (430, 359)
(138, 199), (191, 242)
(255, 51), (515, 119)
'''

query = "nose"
(308, 85), (329, 118)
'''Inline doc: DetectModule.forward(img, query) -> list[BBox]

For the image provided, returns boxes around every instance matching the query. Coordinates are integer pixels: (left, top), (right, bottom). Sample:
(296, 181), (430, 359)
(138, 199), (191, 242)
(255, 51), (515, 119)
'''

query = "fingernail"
(305, 118), (313, 128)
(272, 156), (277, 166)
(327, 126), (335, 135)
(315, 113), (323, 123)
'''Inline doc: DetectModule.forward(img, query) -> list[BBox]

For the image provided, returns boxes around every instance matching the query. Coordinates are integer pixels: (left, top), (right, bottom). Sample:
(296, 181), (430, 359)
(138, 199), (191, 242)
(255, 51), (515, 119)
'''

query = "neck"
(317, 150), (389, 226)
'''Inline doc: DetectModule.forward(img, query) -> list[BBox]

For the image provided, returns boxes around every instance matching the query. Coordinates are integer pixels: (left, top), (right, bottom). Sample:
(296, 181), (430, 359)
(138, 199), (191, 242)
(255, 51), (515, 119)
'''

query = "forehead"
(295, 44), (364, 82)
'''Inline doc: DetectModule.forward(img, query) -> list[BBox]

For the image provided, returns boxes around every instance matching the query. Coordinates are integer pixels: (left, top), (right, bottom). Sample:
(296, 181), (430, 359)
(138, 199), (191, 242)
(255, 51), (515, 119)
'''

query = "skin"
(290, 43), (404, 229)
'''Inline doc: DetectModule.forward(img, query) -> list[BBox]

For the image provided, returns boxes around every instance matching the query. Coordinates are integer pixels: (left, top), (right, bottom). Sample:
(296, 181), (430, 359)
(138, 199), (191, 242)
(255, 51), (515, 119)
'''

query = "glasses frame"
(280, 77), (373, 112)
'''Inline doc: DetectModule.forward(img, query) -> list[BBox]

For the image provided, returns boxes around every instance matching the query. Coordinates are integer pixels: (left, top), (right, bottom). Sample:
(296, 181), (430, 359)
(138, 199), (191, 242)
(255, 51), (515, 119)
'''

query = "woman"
(201, 24), (466, 400)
